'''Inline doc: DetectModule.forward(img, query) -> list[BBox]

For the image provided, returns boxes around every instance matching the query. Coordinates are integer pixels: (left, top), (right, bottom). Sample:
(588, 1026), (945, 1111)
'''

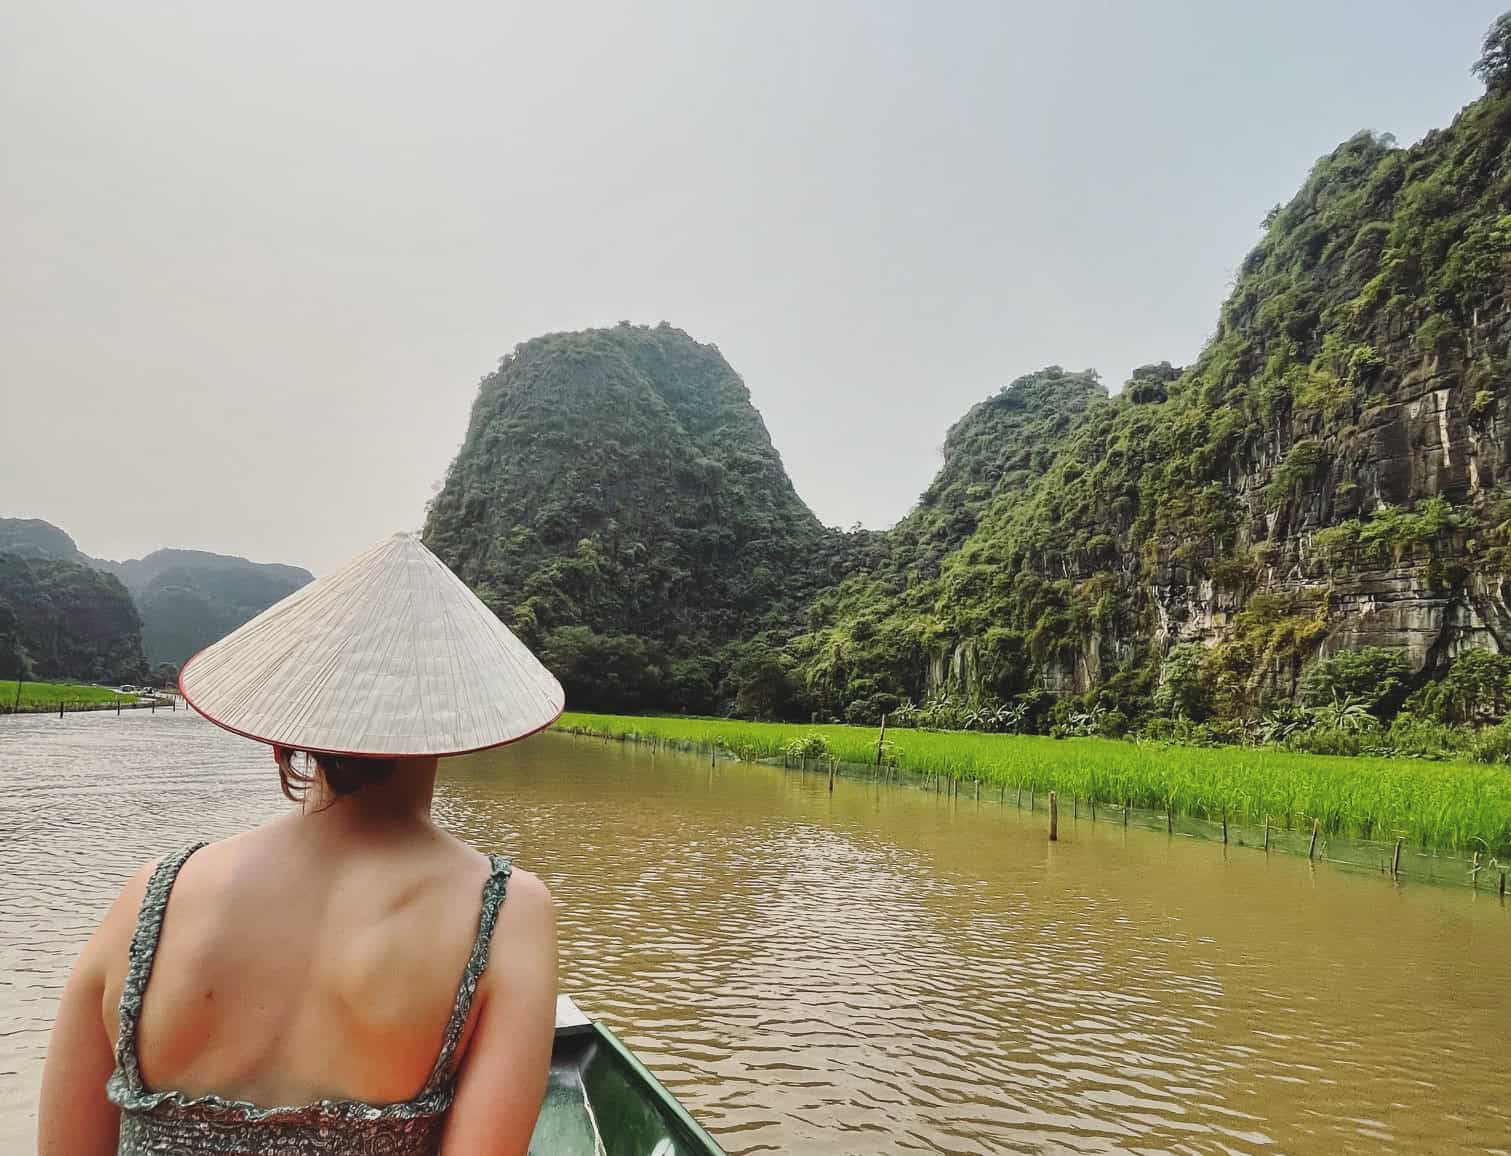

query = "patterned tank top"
(105, 842), (513, 1155)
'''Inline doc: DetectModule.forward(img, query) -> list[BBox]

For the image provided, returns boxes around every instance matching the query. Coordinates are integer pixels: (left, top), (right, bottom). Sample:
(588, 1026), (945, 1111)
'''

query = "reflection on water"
(1, 711), (1508, 1153)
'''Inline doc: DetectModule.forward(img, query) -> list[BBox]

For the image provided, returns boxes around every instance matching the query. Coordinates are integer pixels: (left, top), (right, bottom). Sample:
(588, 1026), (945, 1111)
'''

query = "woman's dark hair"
(275, 746), (398, 803)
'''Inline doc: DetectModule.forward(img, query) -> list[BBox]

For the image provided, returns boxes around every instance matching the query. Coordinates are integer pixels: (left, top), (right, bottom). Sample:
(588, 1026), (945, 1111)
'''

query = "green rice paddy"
(0, 680), (137, 709)
(557, 711), (1511, 855)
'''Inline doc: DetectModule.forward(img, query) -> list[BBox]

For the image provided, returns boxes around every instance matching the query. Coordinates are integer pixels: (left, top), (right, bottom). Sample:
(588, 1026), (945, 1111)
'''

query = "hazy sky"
(3, 2), (1503, 574)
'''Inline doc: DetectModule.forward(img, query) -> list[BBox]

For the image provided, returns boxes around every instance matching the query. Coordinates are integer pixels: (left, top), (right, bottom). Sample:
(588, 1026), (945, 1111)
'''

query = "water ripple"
(1, 713), (1508, 1153)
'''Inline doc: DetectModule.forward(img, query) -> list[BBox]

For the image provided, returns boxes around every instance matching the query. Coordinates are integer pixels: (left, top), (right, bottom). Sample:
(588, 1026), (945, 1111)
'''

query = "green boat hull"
(528, 998), (725, 1156)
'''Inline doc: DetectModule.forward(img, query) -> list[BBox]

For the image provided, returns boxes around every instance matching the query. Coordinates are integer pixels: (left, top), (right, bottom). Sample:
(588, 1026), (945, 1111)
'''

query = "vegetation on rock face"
(781, 16), (1511, 742)
(422, 323), (846, 714)
(789, 367), (1110, 724)
(0, 553), (146, 684)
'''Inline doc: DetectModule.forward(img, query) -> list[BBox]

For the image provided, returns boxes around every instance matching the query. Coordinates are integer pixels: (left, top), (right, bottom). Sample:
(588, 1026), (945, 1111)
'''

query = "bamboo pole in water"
(1221, 811), (1228, 845)
(1048, 791), (1058, 842)
(1308, 819), (1320, 860)
(876, 714), (887, 766)
(828, 761), (835, 793)
(1264, 818), (1270, 852)
(1392, 838), (1402, 878)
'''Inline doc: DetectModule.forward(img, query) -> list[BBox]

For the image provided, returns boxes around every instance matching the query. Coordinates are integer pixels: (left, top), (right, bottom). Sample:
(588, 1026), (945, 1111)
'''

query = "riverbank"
(0, 680), (156, 714)
(557, 711), (1511, 858)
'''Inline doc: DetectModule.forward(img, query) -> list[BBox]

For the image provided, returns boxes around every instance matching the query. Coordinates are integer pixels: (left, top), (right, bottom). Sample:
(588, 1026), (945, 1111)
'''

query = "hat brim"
(178, 649), (565, 759)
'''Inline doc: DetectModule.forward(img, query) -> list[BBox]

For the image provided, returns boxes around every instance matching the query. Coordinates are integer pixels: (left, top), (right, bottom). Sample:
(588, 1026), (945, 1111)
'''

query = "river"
(1, 709), (1507, 1153)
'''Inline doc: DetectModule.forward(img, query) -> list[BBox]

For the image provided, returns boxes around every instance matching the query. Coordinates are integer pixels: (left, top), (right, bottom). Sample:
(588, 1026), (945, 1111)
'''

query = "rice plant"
(556, 711), (1511, 855)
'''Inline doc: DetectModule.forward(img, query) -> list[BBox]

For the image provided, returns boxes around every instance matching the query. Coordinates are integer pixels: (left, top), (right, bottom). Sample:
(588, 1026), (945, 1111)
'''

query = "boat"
(529, 996), (726, 1156)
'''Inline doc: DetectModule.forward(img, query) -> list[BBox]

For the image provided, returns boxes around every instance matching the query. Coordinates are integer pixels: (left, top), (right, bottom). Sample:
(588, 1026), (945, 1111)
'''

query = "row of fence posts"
(870, 717), (1506, 891)
(757, 717), (1509, 894)
(38, 696), (176, 718)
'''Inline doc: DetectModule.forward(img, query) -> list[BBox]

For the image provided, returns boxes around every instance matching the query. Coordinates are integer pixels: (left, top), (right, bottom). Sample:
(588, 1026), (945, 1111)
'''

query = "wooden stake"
(1016, 786), (1022, 808)
(1073, 796), (1078, 819)
(1049, 790), (1058, 842)
(1471, 850), (1481, 888)
(876, 713), (887, 766)
(1029, 789), (1035, 811)
(1307, 818), (1320, 860)
(828, 761), (835, 793)
(1391, 838), (1402, 879)
(1124, 799), (1130, 827)
(1500, 871), (1506, 899)
(974, 779), (979, 802)
(1221, 810), (1228, 845)
(1167, 806), (1173, 835)
(1263, 818), (1270, 852)
(1090, 799), (1096, 822)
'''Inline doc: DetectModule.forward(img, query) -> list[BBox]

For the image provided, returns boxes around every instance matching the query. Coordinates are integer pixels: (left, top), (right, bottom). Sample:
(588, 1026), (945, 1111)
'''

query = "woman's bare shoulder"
(501, 865), (553, 917)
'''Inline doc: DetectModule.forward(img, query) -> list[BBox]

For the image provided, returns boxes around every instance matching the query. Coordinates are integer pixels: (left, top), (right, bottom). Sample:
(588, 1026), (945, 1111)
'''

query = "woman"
(37, 534), (567, 1156)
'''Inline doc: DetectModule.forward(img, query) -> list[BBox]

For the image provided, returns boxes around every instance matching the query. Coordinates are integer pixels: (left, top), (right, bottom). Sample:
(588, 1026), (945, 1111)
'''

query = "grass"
(557, 712), (1511, 856)
(0, 680), (138, 709)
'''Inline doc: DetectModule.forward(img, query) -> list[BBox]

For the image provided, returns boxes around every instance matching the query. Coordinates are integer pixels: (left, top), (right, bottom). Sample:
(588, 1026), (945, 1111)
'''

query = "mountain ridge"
(0, 518), (312, 669)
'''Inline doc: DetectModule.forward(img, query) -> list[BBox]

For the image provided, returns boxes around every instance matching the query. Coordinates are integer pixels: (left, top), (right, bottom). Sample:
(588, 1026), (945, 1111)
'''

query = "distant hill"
(0, 518), (95, 566)
(0, 553), (145, 684)
(111, 550), (313, 666)
(0, 519), (312, 668)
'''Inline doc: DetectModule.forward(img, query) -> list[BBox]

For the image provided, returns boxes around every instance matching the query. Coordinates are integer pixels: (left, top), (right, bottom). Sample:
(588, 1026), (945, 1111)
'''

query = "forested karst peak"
(422, 323), (839, 716)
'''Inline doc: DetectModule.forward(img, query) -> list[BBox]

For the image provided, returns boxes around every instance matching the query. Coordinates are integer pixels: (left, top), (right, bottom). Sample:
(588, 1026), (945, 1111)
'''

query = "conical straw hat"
(179, 533), (564, 757)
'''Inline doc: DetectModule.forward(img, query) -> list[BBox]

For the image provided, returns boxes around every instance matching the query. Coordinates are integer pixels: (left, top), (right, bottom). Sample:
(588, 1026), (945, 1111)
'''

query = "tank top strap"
(420, 853), (513, 1095)
(114, 841), (207, 1092)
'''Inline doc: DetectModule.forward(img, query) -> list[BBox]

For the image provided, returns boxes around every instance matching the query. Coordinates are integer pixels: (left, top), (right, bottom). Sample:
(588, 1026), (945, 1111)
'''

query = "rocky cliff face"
(916, 92), (1511, 716)
(1153, 312), (1511, 677)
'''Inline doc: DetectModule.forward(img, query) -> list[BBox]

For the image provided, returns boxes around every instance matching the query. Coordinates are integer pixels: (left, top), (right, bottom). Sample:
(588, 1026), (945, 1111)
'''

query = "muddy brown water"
(1, 710), (1508, 1154)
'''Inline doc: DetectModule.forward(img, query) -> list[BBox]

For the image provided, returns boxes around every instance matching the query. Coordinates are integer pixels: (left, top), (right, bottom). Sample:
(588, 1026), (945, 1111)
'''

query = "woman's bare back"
(99, 818), (508, 1108)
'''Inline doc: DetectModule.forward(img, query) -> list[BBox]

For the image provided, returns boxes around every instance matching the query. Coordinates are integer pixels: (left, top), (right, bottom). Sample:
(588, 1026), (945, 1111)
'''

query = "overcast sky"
(2, 1), (1503, 574)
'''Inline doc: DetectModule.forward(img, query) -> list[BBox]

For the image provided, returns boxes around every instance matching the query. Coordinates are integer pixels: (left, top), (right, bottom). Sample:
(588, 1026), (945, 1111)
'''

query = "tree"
(1405, 650), (1511, 725)
(1298, 648), (1410, 717)
(1153, 643), (1212, 721)
(723, 644), (803, 721)
(1472, 12), (1511, 90)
